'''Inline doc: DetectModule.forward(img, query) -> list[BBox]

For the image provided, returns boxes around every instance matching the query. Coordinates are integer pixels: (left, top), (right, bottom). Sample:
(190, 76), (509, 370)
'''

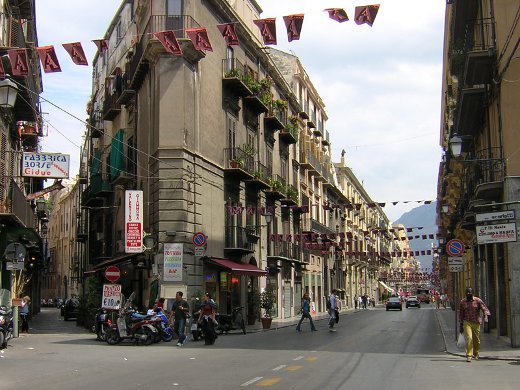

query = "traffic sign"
(4, 242), (26, 263)
(105, 265), (121, 283)
(194, 246), (206, 257)
(447, 257), (463, 265)
(446, 239), (465, 257)
(448, 264), (463, 272)
(192, 232), (207, 247)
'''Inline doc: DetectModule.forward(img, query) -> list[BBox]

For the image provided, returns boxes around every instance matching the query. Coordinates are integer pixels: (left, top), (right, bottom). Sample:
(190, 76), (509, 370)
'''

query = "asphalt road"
(1, 307), (519, 390)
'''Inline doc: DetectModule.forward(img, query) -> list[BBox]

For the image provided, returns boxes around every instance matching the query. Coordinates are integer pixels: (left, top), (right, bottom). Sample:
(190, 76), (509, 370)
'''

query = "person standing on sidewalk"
(459, 287), (490, 362)
(296, 293), (317, 332)
(171, 291), (189, 346)
(328, 289), (339, 332)
(20, 296), (31, 333)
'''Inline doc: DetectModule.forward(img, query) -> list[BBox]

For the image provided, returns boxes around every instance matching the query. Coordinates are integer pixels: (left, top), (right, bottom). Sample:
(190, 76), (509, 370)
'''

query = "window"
(227, 114), (237, 152)
(116, 21), (123, 44)
(167, 0), (182, 14)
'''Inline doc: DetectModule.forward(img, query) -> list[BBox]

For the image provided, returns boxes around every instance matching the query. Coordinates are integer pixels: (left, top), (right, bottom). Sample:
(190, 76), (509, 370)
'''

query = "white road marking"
(272, 365), (286, 371)
(293, 355), (304, 361)
(241, 377), (263, 386)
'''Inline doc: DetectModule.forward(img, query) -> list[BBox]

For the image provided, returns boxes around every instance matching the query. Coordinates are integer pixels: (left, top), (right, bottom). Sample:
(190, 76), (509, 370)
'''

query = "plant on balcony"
(244, 74), (260, 94)
(286, 186), (299, 203)
(259, 91), (272, 108)
(271, 180), (285, 194)
(225, 68), (241, 78)
(230, 155), (244, 168)
(274, 98), (288, 110)
(242, 143), (256, 157)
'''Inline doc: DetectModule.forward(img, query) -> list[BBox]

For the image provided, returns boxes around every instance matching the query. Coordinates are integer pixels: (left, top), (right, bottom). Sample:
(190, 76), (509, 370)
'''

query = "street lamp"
(36, 197), (46, 215)
(0, 77), (19, 108)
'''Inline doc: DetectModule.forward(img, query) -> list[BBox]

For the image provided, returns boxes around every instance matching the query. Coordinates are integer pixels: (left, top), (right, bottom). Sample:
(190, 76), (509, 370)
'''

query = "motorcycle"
(216, 306), (246, 335)
(105, 293), (157, 346)
(93, 308), (111, 341)
(131, 308), (173, 343)
(0, 305), (13, 349)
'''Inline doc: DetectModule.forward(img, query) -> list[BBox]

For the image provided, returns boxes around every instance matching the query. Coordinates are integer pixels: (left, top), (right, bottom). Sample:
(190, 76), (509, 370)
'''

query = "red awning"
(205, 257), (266, 276)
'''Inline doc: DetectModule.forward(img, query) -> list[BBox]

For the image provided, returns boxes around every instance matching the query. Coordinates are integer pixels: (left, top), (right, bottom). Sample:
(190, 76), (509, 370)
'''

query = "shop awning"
(92, 254), (138, 271)
(204, 257), (266, 276)
(378, 280), (395, 293)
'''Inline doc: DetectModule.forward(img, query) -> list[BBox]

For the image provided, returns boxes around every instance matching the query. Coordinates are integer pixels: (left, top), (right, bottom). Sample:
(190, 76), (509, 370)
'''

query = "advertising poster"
(476, 222), (517, 244)
(125, 190), (143, 253)
(102, 284), (122, 310)
(164, 243), (183, 282)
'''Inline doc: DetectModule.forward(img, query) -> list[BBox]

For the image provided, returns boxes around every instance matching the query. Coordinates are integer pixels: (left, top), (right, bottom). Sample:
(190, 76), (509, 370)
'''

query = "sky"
(35, 0), (446, 224)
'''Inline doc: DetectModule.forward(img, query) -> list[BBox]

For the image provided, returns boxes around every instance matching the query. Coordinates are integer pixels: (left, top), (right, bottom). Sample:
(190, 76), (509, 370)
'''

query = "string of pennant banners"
(0, 5), (379, 77)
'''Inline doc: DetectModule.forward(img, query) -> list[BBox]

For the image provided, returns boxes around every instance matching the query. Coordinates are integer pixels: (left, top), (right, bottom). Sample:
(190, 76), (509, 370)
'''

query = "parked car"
(385, 297), (402, 311)
(406, 296), (421, 309)
(62, 298), (80, 321)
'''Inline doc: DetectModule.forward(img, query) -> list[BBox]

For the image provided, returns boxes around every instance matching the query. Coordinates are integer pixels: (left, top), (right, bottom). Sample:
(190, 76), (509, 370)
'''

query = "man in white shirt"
(328, 289), (338, 332)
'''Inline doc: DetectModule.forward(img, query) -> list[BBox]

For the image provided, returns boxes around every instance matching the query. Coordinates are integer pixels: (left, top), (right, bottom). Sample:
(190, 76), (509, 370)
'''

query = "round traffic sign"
(446, 239), (465, 257)
(192, 232), (207, 247)
(105, 265), (121, 283)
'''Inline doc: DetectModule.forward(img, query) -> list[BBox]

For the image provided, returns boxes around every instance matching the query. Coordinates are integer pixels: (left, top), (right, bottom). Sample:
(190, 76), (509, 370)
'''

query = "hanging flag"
(62, 42), (88, 65)
(36, 46), (62, 73)
(354, 4), (380, 27)
(154, 31), (183, 56)
(283, 14), (304, 42)
(8, 48), (29, 76)
(0, 58), (5, 79)
(325, 8), (349, 23)
(254, 18), (277, 45)
(186, 27), (213, 52)
(92, 39), (109, 53)
(217, 23), (240, 46)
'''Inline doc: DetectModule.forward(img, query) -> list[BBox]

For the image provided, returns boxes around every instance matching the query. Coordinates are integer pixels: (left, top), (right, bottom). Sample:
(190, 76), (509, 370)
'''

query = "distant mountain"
(394, 202), (437, 271)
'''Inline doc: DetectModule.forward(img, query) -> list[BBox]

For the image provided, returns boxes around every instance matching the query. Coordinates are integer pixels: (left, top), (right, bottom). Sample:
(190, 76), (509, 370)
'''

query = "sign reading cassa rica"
(125, 190), (143, 253)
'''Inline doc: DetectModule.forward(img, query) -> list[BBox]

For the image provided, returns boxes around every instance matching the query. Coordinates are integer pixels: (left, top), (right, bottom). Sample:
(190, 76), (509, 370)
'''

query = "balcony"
(117, 71), (135, 106)
(455, 86), (486, 136)
(223, 147), (253, 181)
(321, 130), (330, 146)
(281, 184), (299, 207)
(265, 174), (287, 200)
(264, 103), (287, 131)
(102, 90), (121, 120)
(0, 180), (34, 227)
(279, 118), (298, 145)
(267, 241), (301, 262)
(76, 214), (88, 242)
(245, 161), (271, 191)
(313, 123), (323, 137)
(88, 110), (104, 138)
(128, 15), (203, 91)
(222, 58), (252, 97)
(307, 113), (317, 129)
(81, 174), (113, 207)
(464, 18), (496, 86)
(465, 147), (504, 203)
(224, 226), (255, 255)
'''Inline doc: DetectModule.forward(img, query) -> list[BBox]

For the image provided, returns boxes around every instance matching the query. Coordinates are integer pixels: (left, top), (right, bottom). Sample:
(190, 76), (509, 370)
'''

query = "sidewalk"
(434, 308), (520, 361)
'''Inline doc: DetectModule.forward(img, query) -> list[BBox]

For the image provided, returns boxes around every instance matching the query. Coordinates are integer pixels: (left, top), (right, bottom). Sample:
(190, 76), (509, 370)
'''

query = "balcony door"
(166, 0), (183, 34)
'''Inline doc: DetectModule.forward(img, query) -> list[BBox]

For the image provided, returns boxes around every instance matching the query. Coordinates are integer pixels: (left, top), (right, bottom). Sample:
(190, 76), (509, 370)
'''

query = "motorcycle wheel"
(97, 324), (109, 341)
(105, 329), (122, 345)
(162, 328), (174, 342)
(0, 331), (5, 349)
(136, 327), (154, 346)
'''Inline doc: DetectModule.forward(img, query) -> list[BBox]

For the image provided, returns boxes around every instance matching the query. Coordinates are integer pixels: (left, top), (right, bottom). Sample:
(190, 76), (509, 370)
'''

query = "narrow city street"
(1, 307), (519, 390)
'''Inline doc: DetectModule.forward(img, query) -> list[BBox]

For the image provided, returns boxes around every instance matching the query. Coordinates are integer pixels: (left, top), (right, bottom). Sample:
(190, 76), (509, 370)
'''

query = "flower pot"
(261, 317), (272, 329)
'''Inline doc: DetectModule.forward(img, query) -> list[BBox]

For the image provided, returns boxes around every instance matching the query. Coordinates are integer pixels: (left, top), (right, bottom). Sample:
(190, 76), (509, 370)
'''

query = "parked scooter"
(105, 293), (157, 346)
(93, 308), (111, 341)
(216, 306), (246, 335)
(132, 307), (173, 343)
(0, 305), (13, 349)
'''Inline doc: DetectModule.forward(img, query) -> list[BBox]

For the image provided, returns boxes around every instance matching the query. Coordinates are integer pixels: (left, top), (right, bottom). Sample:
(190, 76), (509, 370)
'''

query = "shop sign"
(476, 210), (515, 223)
(125, 190), (143, 253)
(164, 243), (183, 282)
(476, 222), (517, 244)
(22, 152), (70, 178)
(102, 284), (122, 310)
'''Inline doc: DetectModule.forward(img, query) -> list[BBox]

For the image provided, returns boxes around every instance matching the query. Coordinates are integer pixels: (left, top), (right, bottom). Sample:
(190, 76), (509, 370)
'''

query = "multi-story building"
(437, 0), (520, 346)
(0, 0), (44, 311)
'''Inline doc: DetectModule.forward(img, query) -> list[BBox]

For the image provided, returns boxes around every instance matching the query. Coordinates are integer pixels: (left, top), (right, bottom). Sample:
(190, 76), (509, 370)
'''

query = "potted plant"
(274, 98), (288, 110)
(230, 155), (244, 168)
(247, 290), (261, 325)
(242, 143), (256, 157)
(260, 287), (276, 329)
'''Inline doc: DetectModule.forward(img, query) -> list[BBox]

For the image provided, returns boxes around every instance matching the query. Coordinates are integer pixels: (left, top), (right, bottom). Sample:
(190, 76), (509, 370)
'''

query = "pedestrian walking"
(20, 296), (31, 333)
(198, 292), (217, 345)
(171, 291), (190, 346)
(361, 294), (367, 309)
(296, 293), (317, 332)
(328, 289), (339, 332)
(459, 287), (490, 362)
(354, 294), (358, 309)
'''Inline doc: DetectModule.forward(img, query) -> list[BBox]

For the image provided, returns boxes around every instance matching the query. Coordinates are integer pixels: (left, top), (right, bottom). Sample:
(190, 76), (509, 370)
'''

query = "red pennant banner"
(36, 46), (62, 73)
(217, 23), (240, 46)
(153, 31), (183, 56)
(0, 58), (5, 79)
(325, 8), (349, 23)
(254, 18), (277, 45)
(8, 48), (29, 76)
(283, 14), (304, 42)
(354, 5), (380, 27)
(186, 27), (213, 52)
(92, 39), (108, 53)
(62, 42), (88, 66)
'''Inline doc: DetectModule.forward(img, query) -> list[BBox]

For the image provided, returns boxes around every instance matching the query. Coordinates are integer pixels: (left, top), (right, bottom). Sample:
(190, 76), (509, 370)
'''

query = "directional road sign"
(446, 239), (465, 257)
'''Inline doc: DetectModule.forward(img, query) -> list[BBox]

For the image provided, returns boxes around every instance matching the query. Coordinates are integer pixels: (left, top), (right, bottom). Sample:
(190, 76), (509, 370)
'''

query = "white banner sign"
(22, 152), (70, 178)
(125, 190), (143, 253)
(476, 222), (517, 244)
(476, 210), (515, 222)
(164, 243), (183, 282)
(102, 284), (122, 310)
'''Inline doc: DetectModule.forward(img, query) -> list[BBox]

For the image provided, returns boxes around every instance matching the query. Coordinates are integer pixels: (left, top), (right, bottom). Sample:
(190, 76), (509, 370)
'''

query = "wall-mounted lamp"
(263, 211), (273, 225)
(449, 135), (464, 158)
(143, 235), (156, 251)
(442, 205), (449, 213)
(0, 77), (19, 108)
(36, 197), (46, 214)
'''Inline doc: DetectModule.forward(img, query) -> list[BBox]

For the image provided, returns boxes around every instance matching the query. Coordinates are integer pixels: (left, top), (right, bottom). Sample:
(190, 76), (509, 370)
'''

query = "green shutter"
(110, 129), (126, 178)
